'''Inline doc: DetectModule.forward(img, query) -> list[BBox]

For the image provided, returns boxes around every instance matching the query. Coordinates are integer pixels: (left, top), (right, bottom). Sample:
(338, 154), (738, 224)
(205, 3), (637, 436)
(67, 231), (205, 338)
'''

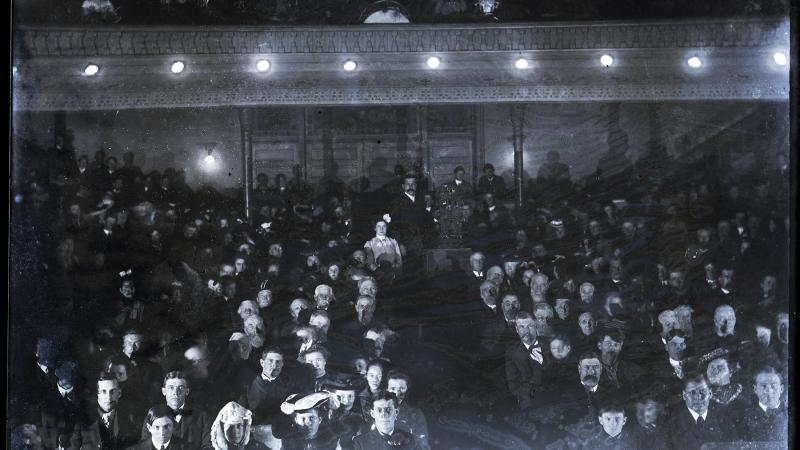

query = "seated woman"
(210, 401), (269, 450)
(363, 220), (403, 276)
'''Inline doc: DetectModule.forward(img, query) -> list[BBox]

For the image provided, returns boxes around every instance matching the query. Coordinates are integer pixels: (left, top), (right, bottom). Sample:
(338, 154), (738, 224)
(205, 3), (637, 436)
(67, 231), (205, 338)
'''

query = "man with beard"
(279, 298), (310, 340)
(345, 250), (371, 283)
(576, 282), (599, 315)
(668, 373), (733, 450)
(313, 284), (335, 312)
(734, 366), (788, 443)
(241, 347), (295, 426)
(353, 392), (421, 450)
(694, 304), (743, 362)
(335, 295), (384, 347)
(386, 371), (430, 450)
(273, 392), (340, 450)
(479, 293), (520, 360)
(139, 371), (211, 448)
(505, 311), (549, 409)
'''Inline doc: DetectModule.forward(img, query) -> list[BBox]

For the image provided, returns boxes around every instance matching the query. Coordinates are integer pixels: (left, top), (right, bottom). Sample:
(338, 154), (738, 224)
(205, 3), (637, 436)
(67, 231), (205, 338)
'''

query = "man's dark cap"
(453, 165), (466, 174)
(483, 163), (495, 172)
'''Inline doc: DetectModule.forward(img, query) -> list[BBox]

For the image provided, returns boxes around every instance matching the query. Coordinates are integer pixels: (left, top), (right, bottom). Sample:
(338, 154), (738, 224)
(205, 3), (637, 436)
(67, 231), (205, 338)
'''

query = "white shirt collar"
(582, 383), (598, 392)
(661, 337), (667, 345)
(58, 385), (73, 398)
(79, 167), (86, 173)
(455, 180), (462, 185)
(488, 205), (496, 211)
(404, 192), (415, 202)
(523, 340), (539, 349)
(151, 438), (171, 449)
(721, 287), (731, 294)
(687, 407), (708, 422)
(37, 362), (48, 374)
(473, 271), (483, 277)
(486, 304), (496, 311)
(668, 358), (682, 367)
(262, 373), (277, 382)
(103, 229), (111, 236)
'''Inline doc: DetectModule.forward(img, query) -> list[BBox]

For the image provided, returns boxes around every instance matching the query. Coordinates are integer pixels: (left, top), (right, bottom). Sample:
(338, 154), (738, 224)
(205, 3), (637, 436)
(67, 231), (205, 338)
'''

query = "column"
(239, 108), (253, 223)
(472, 104), (485, 186)
(511, 104), (526, 207)
(297, 107), (308, 182)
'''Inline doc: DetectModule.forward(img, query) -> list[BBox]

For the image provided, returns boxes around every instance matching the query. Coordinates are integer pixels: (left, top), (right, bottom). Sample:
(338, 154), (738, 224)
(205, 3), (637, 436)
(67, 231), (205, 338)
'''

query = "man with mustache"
(505, 311), (549, 409)
(388, 176), (430, 275)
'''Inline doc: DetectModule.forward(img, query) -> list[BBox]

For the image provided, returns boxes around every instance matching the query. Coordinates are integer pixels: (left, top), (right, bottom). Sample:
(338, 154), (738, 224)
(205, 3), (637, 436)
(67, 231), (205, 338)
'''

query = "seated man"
(668, 373), (734, 450)
(734, 365), (788, 443)
(628, 396), (670, 450)
(505, 311), (548, 409)
(386, 371), (430, 450)
(353, 392), (421, 450)
(79, 372), (139, 450)
(241, 347), (294, 426)
(140, 371), (211, 448)
(127, 405), (188, 450)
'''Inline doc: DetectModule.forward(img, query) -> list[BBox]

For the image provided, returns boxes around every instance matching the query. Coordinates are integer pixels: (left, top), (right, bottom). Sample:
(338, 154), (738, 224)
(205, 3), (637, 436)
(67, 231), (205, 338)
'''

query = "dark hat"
(322, 372), (366, 392)
(483, 163), (495, 172)
(453, 165), (466, 174)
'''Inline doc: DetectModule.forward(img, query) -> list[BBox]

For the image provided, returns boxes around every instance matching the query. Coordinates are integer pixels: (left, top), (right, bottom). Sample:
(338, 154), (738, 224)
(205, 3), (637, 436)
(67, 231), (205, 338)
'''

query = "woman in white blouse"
(364, 220), (403, 272)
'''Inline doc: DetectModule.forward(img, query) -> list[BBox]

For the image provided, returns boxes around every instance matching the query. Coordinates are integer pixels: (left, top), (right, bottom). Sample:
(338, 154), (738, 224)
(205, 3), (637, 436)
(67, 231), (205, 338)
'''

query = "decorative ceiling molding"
(15, 19), (789, 57)
(11, 18), (790, 110)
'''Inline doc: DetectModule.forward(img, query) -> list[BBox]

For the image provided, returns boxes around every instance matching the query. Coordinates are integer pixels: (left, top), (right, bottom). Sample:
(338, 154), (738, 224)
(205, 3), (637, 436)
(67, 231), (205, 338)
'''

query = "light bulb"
(171, 61), (185, 73)
(427, 56), (441, 69)
(600, 55), (613, 67)
(773, 52), (787, 66)
(343, 60), (357, 71)
(515, 58), (529, 69)
(256, 59), (270, 72)
(204, 154), (215, 164)
(687, 56), (702, 68)
(84, 64), (99, 76)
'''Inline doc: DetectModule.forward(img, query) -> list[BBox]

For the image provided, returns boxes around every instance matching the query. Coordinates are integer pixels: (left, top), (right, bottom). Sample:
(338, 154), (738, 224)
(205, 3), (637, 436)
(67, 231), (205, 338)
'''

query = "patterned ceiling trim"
(16, 19), (789, 57)
(13, 81), (789, 111)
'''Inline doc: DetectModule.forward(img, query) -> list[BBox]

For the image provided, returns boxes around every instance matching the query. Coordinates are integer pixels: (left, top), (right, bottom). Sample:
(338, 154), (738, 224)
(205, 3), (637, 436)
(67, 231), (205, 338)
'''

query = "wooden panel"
(429, 135), (474, 187)
(252, 140), (299, 179)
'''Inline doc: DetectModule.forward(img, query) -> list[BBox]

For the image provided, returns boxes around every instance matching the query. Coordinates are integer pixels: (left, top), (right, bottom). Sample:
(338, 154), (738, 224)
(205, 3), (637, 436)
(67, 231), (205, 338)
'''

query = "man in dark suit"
(735, 365), (788, 443)
(128, 405), (188, 450)
(241, 346), (295, 426)
(352, 392), (422, 450)
(388, 176), (430, 273)
(440, 165), (474, 203)
(668, 373), (734, 450)
(140, 371), (211, 448)
(505, 311), (549, 409)
(79, 372), (139, 450)
(476, 164), (506, 199)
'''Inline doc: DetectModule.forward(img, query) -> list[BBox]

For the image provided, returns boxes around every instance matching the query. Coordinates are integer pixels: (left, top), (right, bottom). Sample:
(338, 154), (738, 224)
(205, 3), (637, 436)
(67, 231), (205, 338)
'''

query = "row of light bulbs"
(69, 51), (787, 76)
